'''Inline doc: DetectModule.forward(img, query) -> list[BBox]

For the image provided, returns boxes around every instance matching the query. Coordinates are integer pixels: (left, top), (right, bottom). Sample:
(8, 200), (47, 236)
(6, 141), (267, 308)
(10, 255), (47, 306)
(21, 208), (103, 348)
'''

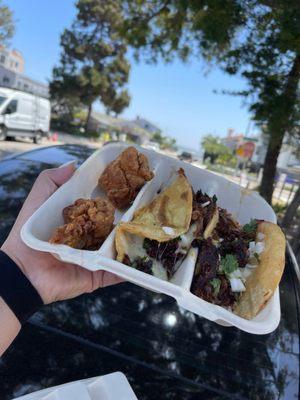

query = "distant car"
(178, 151), (193, 162)
(0, 87), (50, 144)
(0, 144), (299, 400)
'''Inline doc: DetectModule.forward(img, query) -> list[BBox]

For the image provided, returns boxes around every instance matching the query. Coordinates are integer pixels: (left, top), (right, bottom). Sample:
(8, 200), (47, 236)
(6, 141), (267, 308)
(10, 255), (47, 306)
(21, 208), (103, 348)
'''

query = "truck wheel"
(0, 126), (7, 141)
(33, 131), (42, 144)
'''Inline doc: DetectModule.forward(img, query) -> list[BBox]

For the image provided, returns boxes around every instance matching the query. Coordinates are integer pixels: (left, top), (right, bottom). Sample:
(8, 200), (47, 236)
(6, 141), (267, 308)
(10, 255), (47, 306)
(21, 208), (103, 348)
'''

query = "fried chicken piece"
(98, 147), (154, 209)
(49, 198), (115, 250)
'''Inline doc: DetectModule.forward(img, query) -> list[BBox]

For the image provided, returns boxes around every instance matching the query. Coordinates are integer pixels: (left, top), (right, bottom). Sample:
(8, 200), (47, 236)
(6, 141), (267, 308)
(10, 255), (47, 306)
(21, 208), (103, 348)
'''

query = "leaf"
(210, 278), (221, 296)
(243, 219), (257, 234)
(254, 252), (260, 263)
(220, 254), (238, 276)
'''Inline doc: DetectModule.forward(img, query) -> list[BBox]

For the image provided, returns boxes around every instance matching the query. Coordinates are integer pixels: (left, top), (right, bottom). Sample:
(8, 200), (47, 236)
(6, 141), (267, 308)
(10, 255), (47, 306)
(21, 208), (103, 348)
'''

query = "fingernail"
(59, 160), (77, 169)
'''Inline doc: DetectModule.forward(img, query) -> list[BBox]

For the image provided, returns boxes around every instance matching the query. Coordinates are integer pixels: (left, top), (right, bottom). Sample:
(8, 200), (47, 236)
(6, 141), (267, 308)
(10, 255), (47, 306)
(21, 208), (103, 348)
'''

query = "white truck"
(0, 87), (50, 143)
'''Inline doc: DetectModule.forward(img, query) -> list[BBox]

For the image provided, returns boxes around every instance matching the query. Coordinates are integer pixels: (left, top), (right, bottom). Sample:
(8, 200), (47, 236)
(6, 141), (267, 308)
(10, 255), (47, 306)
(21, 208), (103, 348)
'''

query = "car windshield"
(0, 96), (7, 106)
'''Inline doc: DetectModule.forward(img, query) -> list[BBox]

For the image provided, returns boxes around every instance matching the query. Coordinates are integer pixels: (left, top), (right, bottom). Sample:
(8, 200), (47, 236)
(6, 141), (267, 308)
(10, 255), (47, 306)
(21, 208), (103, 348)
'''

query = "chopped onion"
(230, 278), (246, 292)
(245, 263), (257, 269)
(257, 233), (265, 241)
(229, 269), (243, 279)
(201, 201), (210, 207)
(162, 226), (175, 235)
(255, 241), (264, 254)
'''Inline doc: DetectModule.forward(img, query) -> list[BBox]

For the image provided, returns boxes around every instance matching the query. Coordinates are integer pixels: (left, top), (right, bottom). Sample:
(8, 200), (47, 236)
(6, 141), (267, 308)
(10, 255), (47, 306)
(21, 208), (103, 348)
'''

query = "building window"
(3, 76), (10, 83)
(0, 54), (5, 63)
(15, 61), (18, 68)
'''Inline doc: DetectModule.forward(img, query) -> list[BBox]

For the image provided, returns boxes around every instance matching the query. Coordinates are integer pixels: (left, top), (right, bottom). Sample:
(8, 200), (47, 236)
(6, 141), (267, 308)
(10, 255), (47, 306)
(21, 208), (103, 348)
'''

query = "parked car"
(0, 144), (299, 400)
(178, 151), (193, 162)
(0, 87), (50, 143)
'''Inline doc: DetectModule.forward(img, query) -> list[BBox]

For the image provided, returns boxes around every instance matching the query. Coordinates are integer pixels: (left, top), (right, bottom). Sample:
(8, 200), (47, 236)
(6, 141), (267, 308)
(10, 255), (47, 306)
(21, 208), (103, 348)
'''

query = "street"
(0, 132), (101, 161)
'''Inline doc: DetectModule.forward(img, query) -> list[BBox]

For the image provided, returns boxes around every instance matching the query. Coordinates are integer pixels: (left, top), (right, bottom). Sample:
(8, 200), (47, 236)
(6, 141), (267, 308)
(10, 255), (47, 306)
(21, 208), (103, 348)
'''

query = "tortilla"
(234, 221), (286, 320)
(116, 173), (193, 262)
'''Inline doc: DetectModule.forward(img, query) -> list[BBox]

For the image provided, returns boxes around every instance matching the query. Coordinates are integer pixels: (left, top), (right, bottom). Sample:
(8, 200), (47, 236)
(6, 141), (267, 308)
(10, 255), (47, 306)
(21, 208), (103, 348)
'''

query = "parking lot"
(0, 133), (101, 161)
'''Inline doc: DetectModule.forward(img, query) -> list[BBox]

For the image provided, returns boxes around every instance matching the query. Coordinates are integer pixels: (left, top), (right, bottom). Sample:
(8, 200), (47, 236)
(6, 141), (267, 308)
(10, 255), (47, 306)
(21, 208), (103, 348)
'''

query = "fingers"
(16, 163), (76, 225)
(51, 161), (77, 187)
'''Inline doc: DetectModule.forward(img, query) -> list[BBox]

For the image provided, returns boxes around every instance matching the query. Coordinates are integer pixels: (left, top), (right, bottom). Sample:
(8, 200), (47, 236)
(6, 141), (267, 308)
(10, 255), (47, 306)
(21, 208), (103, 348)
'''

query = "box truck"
(0, 87), (50, 143)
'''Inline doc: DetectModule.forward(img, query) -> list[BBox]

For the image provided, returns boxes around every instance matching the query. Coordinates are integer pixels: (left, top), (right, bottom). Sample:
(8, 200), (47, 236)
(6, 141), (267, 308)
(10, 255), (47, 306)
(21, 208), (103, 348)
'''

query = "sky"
(8, 0), (255, 149)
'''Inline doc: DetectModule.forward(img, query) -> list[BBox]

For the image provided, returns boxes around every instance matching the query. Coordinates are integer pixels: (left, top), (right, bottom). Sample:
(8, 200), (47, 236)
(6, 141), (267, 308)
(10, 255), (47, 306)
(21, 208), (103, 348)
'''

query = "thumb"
(48, 161), (77, 187)
(21, 162), (76, 218)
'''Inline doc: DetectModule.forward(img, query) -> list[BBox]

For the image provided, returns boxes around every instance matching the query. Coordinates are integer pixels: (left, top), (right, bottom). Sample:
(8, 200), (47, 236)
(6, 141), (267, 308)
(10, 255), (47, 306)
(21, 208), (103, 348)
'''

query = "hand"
(1, 163), (123, 305)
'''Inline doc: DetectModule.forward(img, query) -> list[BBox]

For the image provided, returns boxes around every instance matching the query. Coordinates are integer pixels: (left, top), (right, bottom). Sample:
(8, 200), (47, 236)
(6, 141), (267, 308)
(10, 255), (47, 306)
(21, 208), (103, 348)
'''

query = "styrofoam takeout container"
(21, 143), (280, 334)
(14, 372), (138, 400)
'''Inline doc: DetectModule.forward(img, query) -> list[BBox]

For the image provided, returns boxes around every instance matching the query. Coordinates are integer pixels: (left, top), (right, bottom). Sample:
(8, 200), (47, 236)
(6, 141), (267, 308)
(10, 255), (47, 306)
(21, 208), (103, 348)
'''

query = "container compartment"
(21, 144), (281, 334)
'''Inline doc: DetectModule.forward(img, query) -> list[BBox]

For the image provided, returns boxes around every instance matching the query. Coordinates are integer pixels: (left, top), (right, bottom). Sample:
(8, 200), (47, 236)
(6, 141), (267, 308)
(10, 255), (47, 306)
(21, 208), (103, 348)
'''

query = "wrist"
(0, 249), (43, 324)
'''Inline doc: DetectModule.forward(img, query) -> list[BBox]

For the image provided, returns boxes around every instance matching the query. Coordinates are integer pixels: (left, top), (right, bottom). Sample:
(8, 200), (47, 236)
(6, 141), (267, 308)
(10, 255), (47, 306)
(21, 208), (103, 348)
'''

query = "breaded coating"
(49, 198), (115, 250)
(98, 147), (154, 209)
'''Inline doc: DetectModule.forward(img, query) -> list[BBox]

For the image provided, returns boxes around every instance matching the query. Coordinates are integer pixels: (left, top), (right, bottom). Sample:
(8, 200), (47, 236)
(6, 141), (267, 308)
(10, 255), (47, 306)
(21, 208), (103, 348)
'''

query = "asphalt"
(0, 132), (101, 161)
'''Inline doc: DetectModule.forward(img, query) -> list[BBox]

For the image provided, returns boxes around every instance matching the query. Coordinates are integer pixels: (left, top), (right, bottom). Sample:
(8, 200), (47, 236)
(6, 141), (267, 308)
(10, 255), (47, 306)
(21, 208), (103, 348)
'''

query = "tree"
(121, 0), (300, 204)
(201, 134), (232, 164)
(0, 0), (14, 45)
(152, 131), (177, 149)
(50, 0), (131, 132)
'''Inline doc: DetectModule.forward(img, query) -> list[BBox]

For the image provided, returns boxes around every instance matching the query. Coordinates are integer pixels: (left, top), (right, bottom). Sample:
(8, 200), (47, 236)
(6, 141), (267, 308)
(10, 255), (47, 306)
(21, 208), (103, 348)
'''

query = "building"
(0, 46), (24, 74)
(221, 128), (244, 150)
(252, 132), (300, 168)
(89, 112), (151, 145)
(133, 116), (161, 134)
(0, 46), (48, 98)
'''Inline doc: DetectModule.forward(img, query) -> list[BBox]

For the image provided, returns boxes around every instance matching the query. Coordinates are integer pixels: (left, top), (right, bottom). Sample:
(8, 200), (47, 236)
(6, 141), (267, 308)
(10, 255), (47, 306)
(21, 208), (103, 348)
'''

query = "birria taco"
(115, 170), (219, 281)
(191, 205), (286, 320)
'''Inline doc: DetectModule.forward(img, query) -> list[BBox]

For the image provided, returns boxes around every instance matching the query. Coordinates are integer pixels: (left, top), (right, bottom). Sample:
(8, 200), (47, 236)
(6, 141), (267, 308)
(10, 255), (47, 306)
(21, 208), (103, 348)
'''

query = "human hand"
(1, 163), (123, 305)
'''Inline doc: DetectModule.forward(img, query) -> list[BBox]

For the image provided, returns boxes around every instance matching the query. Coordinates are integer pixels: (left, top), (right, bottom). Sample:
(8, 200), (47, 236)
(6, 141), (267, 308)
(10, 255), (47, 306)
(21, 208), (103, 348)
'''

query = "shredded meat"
(143, 238), (184, 279)
(216, 207), (241, 240)
(191, 238), (236, 307)
(49, 198), (115, 250)
(192, 191), (217, 236)
(219, 237), (249, 268)
(98, 147), (154, 209)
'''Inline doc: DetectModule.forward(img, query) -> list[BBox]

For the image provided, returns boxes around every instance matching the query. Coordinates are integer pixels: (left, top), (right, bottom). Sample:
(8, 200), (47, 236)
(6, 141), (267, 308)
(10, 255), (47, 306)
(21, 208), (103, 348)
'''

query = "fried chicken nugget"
(49, 198), (115, 250)
(98, 147), (154, 209)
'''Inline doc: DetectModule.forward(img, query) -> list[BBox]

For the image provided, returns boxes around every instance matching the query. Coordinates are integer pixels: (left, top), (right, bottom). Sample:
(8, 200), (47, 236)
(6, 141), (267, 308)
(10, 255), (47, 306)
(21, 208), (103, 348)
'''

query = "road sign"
(236, 141), (255, 159)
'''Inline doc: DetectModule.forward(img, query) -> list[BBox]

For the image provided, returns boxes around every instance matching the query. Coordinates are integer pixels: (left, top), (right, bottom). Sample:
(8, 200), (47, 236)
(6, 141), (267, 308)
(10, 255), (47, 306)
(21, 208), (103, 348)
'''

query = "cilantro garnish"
(219, 254), (239, 276)
(210, 278), (221, 296)
(254, 252), (260, 263)
(212, 194), (218, 203)
(243, 219), (257, 234)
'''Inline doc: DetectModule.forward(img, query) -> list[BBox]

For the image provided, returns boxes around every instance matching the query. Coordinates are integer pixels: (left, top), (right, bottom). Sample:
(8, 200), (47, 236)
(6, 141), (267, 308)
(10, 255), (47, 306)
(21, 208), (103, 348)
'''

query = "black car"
(0, 144), (299, 400)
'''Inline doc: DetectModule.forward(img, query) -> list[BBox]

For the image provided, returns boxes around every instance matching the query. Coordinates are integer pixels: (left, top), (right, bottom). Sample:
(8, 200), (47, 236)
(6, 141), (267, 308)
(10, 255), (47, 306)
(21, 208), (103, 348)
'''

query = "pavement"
(0, 132), (101, 161)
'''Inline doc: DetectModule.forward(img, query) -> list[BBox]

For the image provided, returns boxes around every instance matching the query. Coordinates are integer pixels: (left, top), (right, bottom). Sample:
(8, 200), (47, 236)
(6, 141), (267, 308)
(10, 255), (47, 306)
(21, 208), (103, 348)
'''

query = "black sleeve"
(0, 250), (43, 324)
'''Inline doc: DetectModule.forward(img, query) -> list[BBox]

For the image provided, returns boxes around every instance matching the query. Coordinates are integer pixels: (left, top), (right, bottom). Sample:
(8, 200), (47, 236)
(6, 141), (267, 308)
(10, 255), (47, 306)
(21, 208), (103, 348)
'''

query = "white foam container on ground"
(21, 143), (280, 335)
(14, 372), (138, 400)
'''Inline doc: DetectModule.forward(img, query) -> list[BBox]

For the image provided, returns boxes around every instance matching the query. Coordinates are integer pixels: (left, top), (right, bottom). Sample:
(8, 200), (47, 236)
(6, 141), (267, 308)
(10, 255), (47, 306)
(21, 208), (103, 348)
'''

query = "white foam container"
(21, 143), (280, 335)
(14, 372), (137, 400)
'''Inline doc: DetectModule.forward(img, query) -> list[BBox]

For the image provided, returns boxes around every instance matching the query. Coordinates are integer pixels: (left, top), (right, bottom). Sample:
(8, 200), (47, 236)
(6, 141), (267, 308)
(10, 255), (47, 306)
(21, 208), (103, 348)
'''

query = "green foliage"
(216, 153), (237, 168)
(50, 0), (131, 126)
(202, 134), (231, 156)
(152, 131), (177, 150)
(219, 254), (239, 276)
(0, 0), (14, 45)
(243, 219), (257, 235)
(210, 278), (221, 296)
(121, 1), (300, 203)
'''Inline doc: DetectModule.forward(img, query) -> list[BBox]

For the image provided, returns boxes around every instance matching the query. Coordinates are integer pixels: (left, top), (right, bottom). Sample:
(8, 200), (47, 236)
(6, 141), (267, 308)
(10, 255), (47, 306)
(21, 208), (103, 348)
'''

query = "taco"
(115, 170), (219, 280)
(191, 210), (286, 320)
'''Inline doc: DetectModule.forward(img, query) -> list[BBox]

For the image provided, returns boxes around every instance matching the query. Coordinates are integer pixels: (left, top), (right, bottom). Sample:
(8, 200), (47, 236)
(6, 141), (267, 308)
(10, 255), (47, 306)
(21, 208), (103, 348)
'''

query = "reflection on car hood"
(0, 144), (298, 400)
